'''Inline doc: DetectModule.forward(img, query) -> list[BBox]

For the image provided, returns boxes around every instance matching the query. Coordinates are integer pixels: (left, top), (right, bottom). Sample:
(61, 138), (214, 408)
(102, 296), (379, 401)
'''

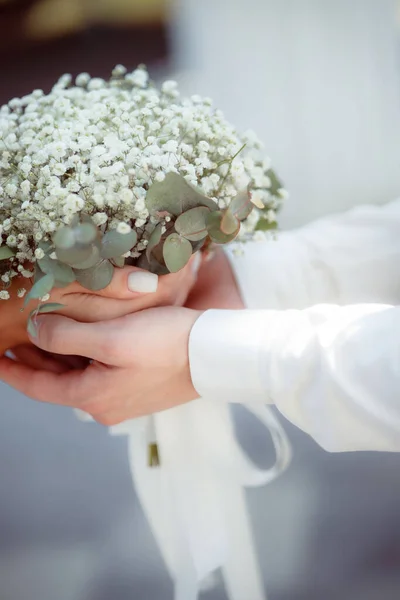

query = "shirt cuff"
(189, 309), (269, 402)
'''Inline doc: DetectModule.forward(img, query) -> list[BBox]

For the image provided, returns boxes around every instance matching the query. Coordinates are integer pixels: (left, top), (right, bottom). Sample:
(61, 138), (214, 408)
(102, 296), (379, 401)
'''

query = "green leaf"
(80, 213), (95, 224)
(111, 256), (125, 268)
(101, 229), (137, 260)
(163, 233), (192, 273)
(136, 253), (170, 276)
(229, 187), (253, 221)
(69, 244), (102, 270)
(146, 173), (217, 217)
(53, 226), (75, 250)
(206, 211), (240, 244)
(37, 303), (66, 314)
(27, 315), (38, 338)
(255, 218), (277, 232)
(75, 260), (114, 291)
(146, 224), (163, 261)
(56, 244), (93, 266)
(220, 209), (240, 235)
(24, 273), (55, 307)
(174, 207), (210, 241)
(0, 246), (15, 260)
(74, 222), (98, 245)
(34, 263), (45, 284)
(191, 239), (206, 253)
(38, 255), (76, 284)
(266, 169), (282, 196)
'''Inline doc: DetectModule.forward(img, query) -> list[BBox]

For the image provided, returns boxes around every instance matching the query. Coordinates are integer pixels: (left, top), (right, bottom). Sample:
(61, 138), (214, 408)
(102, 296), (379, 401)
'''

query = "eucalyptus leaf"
(266, 169), (282, 196)
(111, 256), (125, 268)
(137, 253), (170, 276)
(37, 303), (66, 314)
(38, 255), (76, 284)
(229, 186), (253, 221)
(174, 207), (210, 241)
(75, 260), (114, 291)
(101, 229), (137, 260)
(146, 173), (216, 217)
(220, 209), (240, 235)
(27, 315), (38, 338)
(206, 211), (240, 244)
(80, 213), (95, 224)
(69, 215), (80, 228)
(163, 233), (192, 273)
(146, 224), (163, 261)
(255, 218), (277, 232)
(34, 264), (45, 284)
(56, 244), (93, 266)
(24, 273), (55, 307)
(0, 246), (15, 261)
(74, 222), (97, 245)
(53, 226), (75, 250)
(69, 244), (101, 270)
(54, 279), (72, 289)
(191, 239), (206, 253)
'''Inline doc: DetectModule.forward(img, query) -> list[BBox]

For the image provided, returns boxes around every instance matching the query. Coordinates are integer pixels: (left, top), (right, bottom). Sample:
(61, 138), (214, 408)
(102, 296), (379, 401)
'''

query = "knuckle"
(102, 336), (121, 363)
(38, 323), (64, 354)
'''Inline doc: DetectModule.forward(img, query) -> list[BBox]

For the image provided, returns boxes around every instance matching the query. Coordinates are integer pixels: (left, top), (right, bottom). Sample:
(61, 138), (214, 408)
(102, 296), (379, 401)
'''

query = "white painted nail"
(191, 252), (202, 276)
(128, 271), (158, 293)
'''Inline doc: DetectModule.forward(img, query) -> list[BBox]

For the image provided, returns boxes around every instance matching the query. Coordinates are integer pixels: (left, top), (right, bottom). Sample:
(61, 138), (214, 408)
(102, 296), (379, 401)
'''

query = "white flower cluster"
(0, 65), (285, 296)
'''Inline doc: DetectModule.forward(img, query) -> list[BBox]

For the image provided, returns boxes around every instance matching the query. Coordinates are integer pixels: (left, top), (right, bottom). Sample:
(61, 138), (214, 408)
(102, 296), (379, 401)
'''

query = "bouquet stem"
(147, 415), (160, 467)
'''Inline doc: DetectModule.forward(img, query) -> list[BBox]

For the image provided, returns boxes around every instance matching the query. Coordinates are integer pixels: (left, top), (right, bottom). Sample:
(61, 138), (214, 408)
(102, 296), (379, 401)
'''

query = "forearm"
(189, 304), (400, 452)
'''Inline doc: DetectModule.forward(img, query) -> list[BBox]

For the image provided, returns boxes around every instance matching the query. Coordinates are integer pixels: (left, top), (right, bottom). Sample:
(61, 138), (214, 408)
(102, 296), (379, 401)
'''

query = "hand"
(0, 308), (201, 425)
(186, 248), (244, 310)
(0, 255), (200, 355)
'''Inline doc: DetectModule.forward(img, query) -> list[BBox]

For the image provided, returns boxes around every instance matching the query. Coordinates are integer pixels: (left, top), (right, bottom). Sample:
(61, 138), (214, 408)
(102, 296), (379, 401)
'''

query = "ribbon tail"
(221, 481), (267, 600)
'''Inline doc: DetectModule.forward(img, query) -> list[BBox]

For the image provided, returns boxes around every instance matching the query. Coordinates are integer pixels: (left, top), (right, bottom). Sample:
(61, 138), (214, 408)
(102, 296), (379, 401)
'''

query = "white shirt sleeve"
(225, 198), (400, 309)
(189, 199), (400, 452)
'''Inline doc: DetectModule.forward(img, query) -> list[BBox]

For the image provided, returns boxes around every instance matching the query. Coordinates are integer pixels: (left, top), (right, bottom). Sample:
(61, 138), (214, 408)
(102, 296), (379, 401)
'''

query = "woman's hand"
(0, 255), (201, 355)
(0, 307), (201, 424)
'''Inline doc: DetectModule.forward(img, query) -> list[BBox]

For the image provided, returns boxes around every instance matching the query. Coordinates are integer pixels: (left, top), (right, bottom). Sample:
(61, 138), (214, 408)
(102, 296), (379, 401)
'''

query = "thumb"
(83, 266), (159, 300)
(30, 314), (125, 365)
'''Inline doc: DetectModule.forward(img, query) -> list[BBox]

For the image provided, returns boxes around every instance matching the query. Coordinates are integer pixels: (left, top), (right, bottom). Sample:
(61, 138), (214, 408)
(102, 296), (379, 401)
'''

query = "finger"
(29, 314), (125, 365)
(11, 344), (88, 371)
(68, 266), (159, 300)
(0, 357), (86, 405)
(10, 345), (69, 374)
(65, 255), (201, 303)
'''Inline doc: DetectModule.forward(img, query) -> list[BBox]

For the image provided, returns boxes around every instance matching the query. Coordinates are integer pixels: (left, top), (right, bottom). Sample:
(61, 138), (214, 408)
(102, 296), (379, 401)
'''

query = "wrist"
(180, 308), (203, 401)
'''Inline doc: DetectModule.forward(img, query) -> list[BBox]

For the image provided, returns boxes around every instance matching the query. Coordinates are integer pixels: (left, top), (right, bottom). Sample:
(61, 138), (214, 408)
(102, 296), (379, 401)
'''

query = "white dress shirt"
(189, 199), (400, 452)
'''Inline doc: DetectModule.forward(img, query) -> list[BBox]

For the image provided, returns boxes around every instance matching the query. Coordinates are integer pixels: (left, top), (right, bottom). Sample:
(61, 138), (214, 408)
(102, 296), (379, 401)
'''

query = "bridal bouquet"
(0, 65), (286, 317)
(0, 66), (290, 600)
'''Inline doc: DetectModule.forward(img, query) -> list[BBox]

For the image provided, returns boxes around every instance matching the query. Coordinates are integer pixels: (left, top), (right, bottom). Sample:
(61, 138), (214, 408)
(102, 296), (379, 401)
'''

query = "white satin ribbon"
(107, 397), (291, 600)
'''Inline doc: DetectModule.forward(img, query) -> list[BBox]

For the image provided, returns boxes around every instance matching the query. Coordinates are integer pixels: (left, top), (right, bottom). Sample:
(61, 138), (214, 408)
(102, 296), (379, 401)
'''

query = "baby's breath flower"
(0, 291), (10, 300)
(116, 222), (132, 234)
(0, 64), (282, 300)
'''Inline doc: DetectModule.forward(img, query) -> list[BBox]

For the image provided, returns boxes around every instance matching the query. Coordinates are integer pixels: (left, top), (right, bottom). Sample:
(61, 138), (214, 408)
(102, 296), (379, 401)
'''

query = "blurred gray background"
(1, 1), (400, 599)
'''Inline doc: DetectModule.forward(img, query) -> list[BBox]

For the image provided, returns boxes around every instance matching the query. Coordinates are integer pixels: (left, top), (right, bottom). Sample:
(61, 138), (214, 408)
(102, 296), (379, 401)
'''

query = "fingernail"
(128, 271), (158, 293)
(191, 252), (202, 276)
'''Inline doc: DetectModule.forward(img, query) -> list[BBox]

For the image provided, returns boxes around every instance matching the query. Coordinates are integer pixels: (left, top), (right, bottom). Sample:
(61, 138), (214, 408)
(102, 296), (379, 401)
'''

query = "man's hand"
(0, 308), (201, 425)
(186, 249), (244, 311)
